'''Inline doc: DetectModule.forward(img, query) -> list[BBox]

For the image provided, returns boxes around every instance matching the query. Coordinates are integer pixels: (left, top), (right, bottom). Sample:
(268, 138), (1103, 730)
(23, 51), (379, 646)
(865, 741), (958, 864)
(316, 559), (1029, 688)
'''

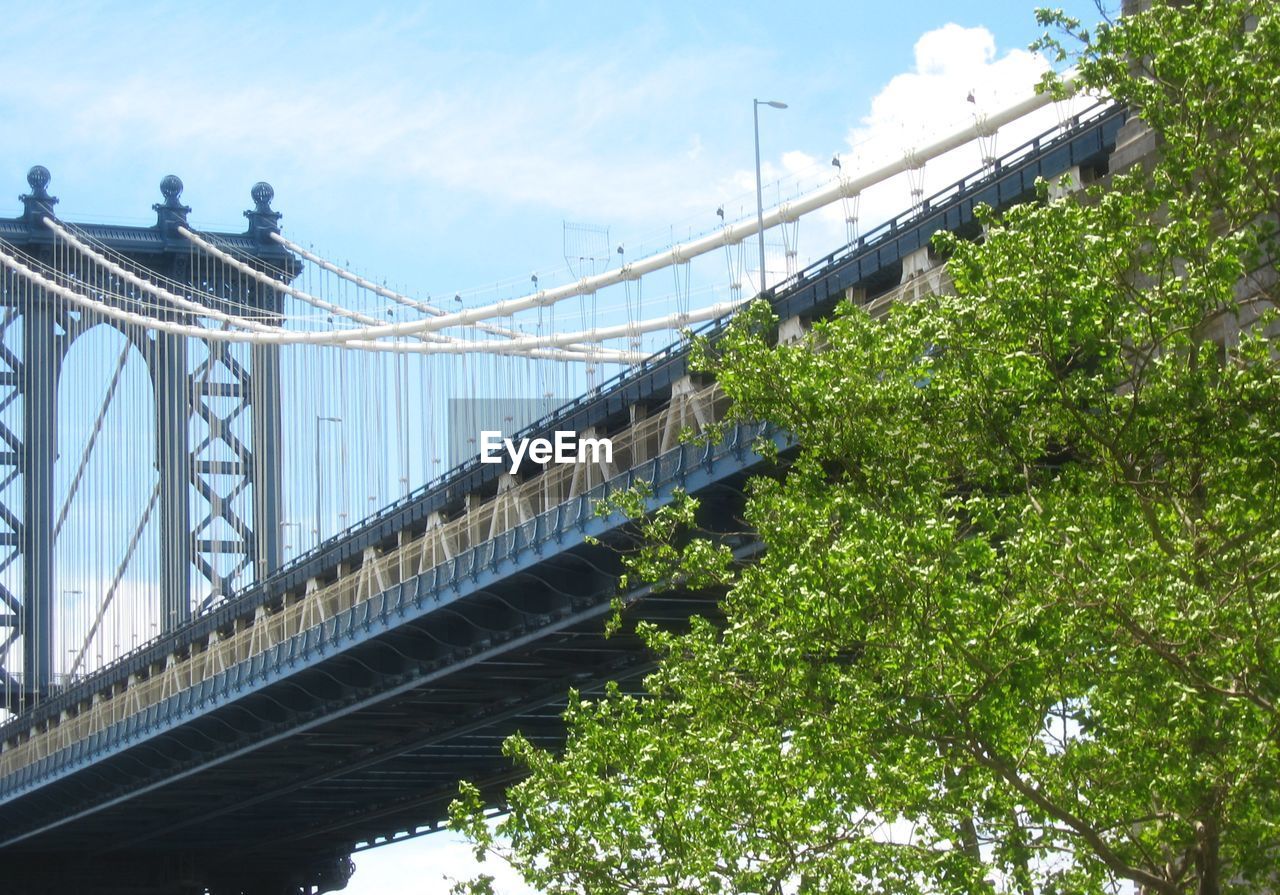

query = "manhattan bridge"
(0, 81), (1129, 893)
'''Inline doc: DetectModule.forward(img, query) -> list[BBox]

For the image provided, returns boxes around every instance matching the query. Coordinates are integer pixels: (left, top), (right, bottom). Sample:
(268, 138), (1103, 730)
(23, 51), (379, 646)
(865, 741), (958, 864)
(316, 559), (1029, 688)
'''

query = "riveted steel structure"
(0, 106), (1127, 894)
(0, 169), (299, 710)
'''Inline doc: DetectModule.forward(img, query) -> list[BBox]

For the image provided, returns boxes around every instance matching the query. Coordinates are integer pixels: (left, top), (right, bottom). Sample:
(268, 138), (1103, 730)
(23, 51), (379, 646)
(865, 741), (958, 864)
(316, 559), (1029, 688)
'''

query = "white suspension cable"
(44, 218), (280, 333)
(169, 79), (1074, 346)
(269, 233), (602, 357)
(344, 298), (746, 355)
(48, 218), (273, 319)
(0, 242), (639, 362)
(181, 228), (634, 361)
(8, 74), (1075, 361)
(184, 230), (458, 340)
(24, 230), (631, 362)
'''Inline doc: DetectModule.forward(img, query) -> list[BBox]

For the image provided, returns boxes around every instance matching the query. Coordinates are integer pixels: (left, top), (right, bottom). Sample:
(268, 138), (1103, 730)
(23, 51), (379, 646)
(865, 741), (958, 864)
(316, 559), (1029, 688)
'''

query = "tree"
(451, 2), (1280, 892)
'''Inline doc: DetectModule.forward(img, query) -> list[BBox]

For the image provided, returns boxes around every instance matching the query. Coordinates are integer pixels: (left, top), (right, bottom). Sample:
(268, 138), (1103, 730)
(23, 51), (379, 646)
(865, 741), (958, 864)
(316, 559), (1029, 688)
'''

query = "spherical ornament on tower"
(27, 165), (51, 193)
(160, 175), (184, 203)
(251, 181), (275, 211)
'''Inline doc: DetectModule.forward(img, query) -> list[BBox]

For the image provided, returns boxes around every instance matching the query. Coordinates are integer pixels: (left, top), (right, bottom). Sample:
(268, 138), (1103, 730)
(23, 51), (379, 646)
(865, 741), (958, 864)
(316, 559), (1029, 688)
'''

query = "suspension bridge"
(0, 82), (1128, 894)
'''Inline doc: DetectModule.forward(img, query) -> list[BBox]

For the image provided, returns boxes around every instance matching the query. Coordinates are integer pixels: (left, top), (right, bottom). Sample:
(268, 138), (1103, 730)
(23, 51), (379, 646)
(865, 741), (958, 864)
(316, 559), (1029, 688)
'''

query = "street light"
(315, 415), (342, 546)
(754, 98), (787, 294)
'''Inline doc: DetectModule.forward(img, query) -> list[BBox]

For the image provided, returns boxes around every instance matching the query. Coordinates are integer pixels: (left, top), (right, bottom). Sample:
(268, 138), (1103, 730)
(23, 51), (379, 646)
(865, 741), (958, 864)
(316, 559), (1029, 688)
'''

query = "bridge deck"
(0, 104), (1126, 893)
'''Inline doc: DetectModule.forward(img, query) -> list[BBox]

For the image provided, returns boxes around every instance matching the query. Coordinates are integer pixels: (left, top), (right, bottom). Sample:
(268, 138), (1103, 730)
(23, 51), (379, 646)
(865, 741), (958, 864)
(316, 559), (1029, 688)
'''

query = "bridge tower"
(0, 166), (299, 709)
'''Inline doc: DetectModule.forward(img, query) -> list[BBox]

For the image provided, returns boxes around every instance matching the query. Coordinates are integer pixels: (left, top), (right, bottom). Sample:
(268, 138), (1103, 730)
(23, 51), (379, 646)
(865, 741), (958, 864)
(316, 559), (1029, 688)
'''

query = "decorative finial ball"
(251, 181), (274, 208)
(27, 165), (50, 192)
(160, 174), (184, 202)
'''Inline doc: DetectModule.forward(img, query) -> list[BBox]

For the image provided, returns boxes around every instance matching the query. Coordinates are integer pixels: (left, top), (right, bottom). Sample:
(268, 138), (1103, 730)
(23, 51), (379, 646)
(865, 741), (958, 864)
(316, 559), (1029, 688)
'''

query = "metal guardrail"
(0, 100), (1126, 742)
(0, 396), (759, 790)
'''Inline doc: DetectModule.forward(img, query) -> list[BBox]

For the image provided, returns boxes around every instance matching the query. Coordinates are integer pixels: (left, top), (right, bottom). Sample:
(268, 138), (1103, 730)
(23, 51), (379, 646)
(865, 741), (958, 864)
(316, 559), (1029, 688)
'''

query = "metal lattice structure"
(0, 168), (297, 709)
(0, 100), (1133, 894)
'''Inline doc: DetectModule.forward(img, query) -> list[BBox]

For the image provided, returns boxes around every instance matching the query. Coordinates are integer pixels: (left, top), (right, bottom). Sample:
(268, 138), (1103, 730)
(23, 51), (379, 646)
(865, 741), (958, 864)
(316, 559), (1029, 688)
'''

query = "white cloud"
(853, 23), (1051, 164)
(0, 31), (758, 230)
(781, 150), (817, 175)
(914, 22), (996, 75)
(345, 831), (540, 895)
(654, 21), (1078, 281)
(686, 134), (705, 161)
(0, 9), (1103, 890)
(752, 23), (1074, 269)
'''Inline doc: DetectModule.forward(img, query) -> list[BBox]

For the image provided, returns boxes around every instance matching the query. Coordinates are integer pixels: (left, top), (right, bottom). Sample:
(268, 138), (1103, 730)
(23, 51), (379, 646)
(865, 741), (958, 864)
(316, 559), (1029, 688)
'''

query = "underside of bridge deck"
(0, 103), (1126, 895)
(0, 474), (752, 895)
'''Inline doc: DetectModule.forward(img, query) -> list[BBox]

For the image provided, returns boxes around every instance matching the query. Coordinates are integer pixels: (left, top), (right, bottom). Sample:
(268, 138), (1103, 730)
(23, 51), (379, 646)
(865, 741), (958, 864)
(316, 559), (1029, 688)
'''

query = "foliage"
(451, 2), (1280, 892)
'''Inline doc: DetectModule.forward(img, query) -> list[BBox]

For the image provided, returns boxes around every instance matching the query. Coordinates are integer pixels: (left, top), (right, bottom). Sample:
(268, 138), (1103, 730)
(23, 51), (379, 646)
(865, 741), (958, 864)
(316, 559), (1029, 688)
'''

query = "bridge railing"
(766, 101), (1117, 301)
(0, 382), (737, 783)
(199, 101), (1122, 602)
(1, 251), (959, 779)
(0, 99), (1128, 755)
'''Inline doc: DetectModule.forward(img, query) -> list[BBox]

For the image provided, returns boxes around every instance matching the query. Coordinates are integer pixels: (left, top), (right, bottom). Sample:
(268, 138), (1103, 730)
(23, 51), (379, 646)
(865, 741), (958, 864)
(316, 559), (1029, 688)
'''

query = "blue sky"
(0, 1), (1108, 891)
(1, 1), (1105, 295)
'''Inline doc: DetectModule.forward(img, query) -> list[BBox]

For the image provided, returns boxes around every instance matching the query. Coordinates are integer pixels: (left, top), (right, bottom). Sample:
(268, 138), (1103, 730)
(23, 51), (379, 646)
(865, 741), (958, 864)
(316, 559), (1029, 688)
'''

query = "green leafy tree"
(451, 2), (1280, 892)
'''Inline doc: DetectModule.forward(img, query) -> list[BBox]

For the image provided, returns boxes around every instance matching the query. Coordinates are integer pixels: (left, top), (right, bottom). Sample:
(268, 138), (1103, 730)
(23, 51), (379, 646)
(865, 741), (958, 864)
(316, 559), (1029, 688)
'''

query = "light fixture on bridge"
(831, 154), (841, 169)
(753, 98), (788, 294)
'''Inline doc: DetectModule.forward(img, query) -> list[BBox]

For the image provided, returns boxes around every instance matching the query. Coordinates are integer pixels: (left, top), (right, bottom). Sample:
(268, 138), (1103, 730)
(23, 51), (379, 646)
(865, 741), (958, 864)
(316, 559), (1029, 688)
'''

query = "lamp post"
(754, 98), (787, 294)
(315, 415), (342, 546)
